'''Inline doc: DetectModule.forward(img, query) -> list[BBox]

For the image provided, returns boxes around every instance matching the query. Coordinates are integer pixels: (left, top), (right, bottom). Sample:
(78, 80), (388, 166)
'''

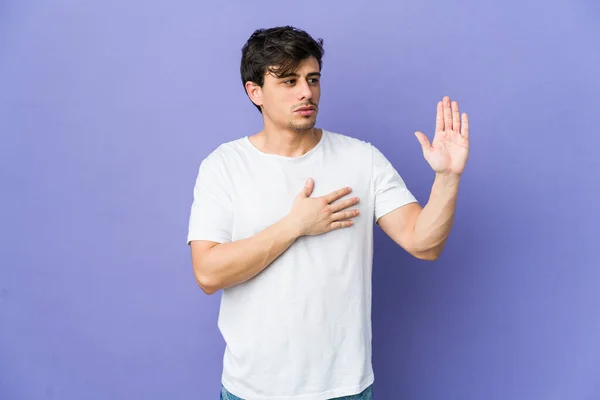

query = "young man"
(187, 26), (469, 400)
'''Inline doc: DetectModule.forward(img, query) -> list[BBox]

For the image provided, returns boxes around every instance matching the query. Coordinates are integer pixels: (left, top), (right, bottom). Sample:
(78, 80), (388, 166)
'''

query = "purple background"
(1, 0), (599, 399)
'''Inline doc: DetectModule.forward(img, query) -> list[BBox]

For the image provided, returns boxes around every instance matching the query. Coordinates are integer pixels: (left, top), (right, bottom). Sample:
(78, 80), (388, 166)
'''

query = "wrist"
(280, 215), (305, 240)
(434, 172), (461, 186)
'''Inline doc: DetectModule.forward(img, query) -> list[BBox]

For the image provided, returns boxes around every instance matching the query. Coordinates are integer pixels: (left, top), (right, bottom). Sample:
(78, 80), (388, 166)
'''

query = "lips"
(295, 106), (317, 116)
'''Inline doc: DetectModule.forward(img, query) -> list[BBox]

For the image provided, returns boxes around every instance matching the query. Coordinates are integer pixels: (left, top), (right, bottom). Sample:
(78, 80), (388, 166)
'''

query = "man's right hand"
(285, 178), (361, 237)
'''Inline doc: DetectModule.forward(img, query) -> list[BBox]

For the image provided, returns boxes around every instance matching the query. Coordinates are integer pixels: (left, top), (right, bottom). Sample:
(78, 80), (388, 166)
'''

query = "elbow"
(190, 242), (223, 295)
(193, 265), (220, 295)
(195, 274), (219, 295)
(411, 245), (443, 261)
(415, 251), (440, 261)
(409, 237), (447, 261)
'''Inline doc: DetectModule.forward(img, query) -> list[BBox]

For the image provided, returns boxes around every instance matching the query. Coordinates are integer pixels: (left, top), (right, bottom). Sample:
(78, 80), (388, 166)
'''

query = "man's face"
(253, 56), (321, 132)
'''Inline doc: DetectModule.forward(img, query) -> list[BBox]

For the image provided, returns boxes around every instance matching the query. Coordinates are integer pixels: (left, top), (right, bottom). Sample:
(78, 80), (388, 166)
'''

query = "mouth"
(294, 106), (317, 116)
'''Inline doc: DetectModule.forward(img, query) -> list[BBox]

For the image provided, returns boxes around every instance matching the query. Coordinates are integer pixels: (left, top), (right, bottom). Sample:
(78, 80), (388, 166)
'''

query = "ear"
(245, 81), (263, 108)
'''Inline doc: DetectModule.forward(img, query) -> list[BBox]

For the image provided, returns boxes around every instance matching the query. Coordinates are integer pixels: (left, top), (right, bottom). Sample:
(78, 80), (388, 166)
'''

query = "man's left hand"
(415, 96), (470, 176)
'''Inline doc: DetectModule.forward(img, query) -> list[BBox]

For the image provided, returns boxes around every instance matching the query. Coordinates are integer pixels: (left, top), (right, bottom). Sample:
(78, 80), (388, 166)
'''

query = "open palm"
(415, 96), (470, 175)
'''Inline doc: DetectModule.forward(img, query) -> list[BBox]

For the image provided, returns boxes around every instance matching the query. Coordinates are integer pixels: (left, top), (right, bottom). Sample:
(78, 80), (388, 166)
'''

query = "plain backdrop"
(1, 0), (599, 399)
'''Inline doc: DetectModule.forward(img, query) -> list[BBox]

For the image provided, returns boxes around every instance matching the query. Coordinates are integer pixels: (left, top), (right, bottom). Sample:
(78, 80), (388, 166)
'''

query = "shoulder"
(322, 129), (383, 166)
(322, 130), (396, 171)
(191, 138), (249, 190)
(198, 137), (247, 169)
(322, 129), (374, 152)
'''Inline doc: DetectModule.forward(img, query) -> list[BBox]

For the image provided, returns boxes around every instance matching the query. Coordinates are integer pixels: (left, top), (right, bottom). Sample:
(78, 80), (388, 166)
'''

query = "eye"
(309, 78), (320, 85)
(283, 79), (296, 85)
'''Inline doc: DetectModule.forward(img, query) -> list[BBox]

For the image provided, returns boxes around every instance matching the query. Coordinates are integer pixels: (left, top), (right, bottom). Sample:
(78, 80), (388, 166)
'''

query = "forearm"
(195, 216), (302, 293)
(412, 173), (461, 258)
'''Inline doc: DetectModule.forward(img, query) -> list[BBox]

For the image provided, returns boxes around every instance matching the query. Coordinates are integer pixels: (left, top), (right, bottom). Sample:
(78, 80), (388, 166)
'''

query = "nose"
(297, 79), (312, 101)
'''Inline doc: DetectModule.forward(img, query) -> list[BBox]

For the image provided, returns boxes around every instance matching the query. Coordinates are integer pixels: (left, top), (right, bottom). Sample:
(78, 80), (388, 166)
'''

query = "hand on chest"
(231, 160), (372, 239)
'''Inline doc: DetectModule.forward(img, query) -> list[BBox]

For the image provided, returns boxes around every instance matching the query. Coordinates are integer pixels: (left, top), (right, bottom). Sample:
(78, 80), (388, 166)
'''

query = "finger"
(452, 101), (460, 133)
(414, 131), (431, 153)
(461, 113), (469, 139)
(301, 178), (314, 197)
(443, 96), (453, 132)
(323, 186), (352, 204)
(328, 219), (354, 231)
(331, 209), (360, 221)
(330, 197), (360, 213)
(435, 101), (443, 132)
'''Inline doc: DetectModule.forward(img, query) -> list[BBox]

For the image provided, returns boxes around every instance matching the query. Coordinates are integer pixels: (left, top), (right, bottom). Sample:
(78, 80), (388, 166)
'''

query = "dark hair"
(240, 26), (325, 112)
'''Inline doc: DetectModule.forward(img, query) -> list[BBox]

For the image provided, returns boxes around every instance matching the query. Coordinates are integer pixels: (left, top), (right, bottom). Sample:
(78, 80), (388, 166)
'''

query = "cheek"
(279, 92), (297, 114)
(264, 94), (291, 119)
(284, 90), (297, 104)
(312, 87), (321, 102)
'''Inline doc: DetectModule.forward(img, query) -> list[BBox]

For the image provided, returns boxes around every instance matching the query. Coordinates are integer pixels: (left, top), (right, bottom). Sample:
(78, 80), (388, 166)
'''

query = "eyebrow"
(278, 72), (322, 79)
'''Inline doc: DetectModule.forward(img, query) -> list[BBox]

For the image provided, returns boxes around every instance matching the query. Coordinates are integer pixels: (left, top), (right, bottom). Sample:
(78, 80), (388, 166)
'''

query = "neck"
(249, 125), (321, 158)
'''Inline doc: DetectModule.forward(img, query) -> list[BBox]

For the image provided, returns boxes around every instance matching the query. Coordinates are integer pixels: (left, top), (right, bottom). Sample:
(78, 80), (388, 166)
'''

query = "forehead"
(293, 56), (320, 73)
(266, 56), (320, 80)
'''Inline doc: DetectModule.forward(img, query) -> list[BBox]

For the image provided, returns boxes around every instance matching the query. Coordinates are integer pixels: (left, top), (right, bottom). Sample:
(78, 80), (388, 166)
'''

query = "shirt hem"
(221, 374), (375, 400)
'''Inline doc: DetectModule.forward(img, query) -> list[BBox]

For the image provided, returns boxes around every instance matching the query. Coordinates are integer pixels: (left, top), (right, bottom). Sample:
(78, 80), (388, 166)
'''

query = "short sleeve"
(372, 144), (418, 222)
(186, 152), (234, 245)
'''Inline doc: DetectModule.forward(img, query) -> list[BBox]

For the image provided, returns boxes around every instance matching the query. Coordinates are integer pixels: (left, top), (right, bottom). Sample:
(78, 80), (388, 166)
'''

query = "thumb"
(300, 177), (314, 197)
(414, 131), (431, 155)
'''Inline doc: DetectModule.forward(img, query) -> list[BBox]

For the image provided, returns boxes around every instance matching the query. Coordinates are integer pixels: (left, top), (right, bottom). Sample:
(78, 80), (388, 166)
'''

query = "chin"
(288, 117), (317, 132)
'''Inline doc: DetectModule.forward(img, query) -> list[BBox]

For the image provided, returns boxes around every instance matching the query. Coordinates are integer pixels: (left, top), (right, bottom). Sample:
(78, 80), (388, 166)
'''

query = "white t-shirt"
(187, 129), (418, 400)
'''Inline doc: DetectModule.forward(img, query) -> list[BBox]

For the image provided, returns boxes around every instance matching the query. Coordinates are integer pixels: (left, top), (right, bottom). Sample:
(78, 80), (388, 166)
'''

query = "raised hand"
(286, 178), (360, 237)
(415, 96), (470, 176)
